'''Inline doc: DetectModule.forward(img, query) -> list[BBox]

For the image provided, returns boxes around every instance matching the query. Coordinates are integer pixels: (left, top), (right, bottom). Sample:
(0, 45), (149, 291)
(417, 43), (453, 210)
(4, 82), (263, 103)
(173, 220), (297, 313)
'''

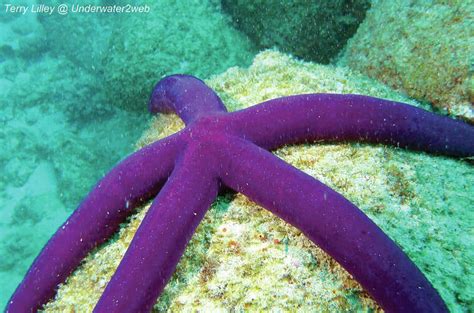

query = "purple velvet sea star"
(7, 75), (474, 313)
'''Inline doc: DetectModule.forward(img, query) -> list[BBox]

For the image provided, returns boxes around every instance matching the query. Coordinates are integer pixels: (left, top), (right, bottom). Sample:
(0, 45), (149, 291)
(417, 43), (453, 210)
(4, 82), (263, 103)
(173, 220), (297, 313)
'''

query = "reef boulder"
(339, 0), (474, 121)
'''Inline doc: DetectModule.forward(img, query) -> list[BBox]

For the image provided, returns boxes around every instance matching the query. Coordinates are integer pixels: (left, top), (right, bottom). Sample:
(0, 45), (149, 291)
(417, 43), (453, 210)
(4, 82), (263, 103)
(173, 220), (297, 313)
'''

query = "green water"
(1, 0), (472, 311)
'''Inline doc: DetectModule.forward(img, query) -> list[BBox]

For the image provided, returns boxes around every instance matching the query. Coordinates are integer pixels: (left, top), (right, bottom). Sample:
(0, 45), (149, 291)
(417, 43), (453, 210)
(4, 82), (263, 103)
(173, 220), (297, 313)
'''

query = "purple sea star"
(7, 75), (474, 312)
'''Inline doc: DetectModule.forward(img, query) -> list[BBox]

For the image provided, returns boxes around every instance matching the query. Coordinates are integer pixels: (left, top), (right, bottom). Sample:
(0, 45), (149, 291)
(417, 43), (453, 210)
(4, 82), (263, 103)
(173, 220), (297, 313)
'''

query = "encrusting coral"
(339, 0), (474, 122)
(40, 51), (474, 312)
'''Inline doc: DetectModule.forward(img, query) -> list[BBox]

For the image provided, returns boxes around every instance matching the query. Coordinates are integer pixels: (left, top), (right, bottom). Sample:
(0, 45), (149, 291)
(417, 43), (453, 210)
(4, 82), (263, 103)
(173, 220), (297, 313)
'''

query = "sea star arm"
(229, 94), (474, 157)
(218, 137), (448, 313)
(148, 74), (228, 125)
(6, 135), (183, 312)
(94, 146), (219, 312)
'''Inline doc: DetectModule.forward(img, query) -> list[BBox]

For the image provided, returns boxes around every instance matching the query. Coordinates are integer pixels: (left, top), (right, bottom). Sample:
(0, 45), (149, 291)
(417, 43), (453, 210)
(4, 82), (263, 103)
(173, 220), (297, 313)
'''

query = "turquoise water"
(1, 0), (472, 311)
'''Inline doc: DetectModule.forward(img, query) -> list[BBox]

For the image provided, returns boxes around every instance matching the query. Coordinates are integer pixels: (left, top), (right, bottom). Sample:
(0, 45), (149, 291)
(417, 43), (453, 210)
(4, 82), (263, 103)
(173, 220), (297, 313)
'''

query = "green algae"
(42, 51), (474, 312)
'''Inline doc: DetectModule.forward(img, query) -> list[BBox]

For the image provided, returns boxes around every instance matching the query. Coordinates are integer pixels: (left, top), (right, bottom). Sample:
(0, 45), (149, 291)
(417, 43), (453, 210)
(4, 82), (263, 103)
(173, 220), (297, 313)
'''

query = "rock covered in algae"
(103, 0), (256, 111)
(43, 51), (473, 312)
(339, 0), (474, 122)
(222, 0), (370, 64)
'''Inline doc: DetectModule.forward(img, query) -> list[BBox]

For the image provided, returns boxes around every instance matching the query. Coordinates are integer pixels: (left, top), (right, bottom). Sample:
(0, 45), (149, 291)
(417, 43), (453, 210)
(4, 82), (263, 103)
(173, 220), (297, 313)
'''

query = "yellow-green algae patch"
(43, 51), (473, 312)
(339, 0), (474, 122)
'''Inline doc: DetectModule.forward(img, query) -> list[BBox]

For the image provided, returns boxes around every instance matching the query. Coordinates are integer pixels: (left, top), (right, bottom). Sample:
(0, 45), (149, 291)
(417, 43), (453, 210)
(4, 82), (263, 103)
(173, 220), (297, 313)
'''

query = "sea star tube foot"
(8, 74), (473, 313)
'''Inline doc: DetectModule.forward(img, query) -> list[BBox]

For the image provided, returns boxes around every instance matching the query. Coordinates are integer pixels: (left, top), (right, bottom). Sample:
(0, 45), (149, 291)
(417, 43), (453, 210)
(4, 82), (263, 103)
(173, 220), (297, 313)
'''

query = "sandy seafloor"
(1, 0), (473, 311)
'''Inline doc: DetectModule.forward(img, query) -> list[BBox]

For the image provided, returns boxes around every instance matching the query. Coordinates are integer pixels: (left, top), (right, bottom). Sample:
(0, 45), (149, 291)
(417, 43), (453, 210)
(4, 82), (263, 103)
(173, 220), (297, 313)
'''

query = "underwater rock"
(339, 0), (474, 122)
(103, 0), (256, 111)
(37, 0), (114, 71)
(1, 56), (114, 206)
(222, 0), (370, 64)
(43, 51), (473, 312)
